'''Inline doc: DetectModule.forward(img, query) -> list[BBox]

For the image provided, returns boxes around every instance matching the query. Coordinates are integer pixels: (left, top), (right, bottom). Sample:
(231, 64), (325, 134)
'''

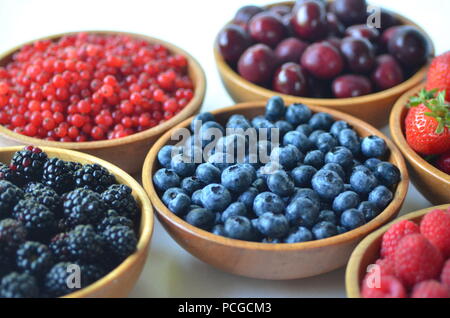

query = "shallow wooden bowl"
(142, 101), (409, 280)
(0, 31), (206, 174)
(0, 146), (154, 298)
(213, 1), (434, 127)
(346, 204), (450, 298)
(389, 84), (450, 205)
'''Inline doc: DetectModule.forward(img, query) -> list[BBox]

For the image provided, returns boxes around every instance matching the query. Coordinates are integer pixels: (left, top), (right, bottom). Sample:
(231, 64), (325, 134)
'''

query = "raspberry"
(411, 280), (450, 298)
(420, 209), (450, 258)
(375, 258), (395, 276)
(441, 260), (450, 288)
(394, 234), (444, 287)
(361, 275), (407, 298)
(380, 219), (420, 259)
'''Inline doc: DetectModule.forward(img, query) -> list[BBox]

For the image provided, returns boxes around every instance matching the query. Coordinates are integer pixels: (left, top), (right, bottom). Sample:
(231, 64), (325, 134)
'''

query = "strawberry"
(405, 89), (450, 155)
(426, 51), (450, 101)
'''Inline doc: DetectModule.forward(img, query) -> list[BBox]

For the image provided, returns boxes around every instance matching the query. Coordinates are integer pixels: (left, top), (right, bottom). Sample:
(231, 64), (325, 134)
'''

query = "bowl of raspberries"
(144, 96), (408, 279)
(346, 204), (450, 298)
(0, 146), (153, 298)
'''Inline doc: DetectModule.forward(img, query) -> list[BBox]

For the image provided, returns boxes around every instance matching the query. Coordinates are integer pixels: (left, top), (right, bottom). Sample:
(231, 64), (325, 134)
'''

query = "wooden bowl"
(0, 146), (154, 298)
(346, 204), (450, 298)
(0, 31), (206, 174)
(213, 1), (434, 128)
(389, 84), (450, 205)
(142, 101), (409, 280)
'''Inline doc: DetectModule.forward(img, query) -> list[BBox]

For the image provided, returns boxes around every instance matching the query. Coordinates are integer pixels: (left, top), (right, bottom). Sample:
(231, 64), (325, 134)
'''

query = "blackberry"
(101, 184), (139, 220)
(16, 241), (54, 277)
(0, 253), (14, 277)
(0, 218), (27, 255)
(79, 263), (105, 286)
(41, 158), (76, 195)
(44, 262), (81, 297)
(0, 162), (19, 185)
(49, 233), (71, 262)
(24, 182), (61, 214)
(0, 272), (39, 298)
(0, 180), (24, 219)
(13, 200), (57, 241)
(103, 225), (137, 261)
(10, 146), (48, 184)
(62, 188), (107, 227)
(66, 225), (105, 262)
(73, 164), (116, 193)
(96, 211), (134, 233)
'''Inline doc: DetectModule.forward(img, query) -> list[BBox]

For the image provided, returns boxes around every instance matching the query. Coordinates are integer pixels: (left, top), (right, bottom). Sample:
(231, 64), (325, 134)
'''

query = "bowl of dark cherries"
(214, 0), (434, 127)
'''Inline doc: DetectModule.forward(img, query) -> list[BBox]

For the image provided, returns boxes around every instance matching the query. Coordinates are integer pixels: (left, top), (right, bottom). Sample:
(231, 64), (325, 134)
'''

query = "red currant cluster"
(0, 32), (194, 142)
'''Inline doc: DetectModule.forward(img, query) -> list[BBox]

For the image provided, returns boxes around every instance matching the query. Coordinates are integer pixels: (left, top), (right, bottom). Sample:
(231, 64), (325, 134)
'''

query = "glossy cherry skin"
(332, 74), (372, 98)
(379, 26), (402, 52)
(371, 54), (404, 90)
(218, 24), (252, 65)
(291, 0), (327, 41)
(379, 9), (401, 31)
(326, 12), (345, 37)
(234, 5), (264, 24)
(275, 37), (309, 64)
(308, 77), (333, 98)
(388, 25), (430, 67)
(269, 5), (292, 17)
(272, 62), (309, 96)
(340, 37), (375, 74)
(322, 37), (342, 51)
(249, 12), (287, 47)
(301, 42), (344, 79)
(345, 24), (380, 44)
(238, 44), (276, 84)
(332, 0), (367, 26)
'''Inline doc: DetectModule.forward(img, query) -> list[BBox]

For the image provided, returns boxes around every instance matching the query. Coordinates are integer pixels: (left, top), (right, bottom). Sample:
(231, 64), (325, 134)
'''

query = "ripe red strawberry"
(411, 280), (450, 298)
(420, 209), (450, 258)
(380, 219), (420, 259)
(426, 51), (450, 101)
(361, 275), (406, 298)
(441, 260), (450, 288)
(394, 234), (444, 287)
(436, 151), (450, 174)
(405, 89), (450, 155)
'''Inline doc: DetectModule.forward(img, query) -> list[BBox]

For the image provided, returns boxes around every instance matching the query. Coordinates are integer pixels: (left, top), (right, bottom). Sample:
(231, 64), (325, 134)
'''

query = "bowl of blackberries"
(214, 0), (434, 127)
(143, 96), (408, 279)
(0, 146), (153, 298)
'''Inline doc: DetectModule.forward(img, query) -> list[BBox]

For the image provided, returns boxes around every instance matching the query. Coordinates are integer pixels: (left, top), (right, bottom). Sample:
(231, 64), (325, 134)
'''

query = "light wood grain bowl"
(142, 101), (409, 280)
(389, 84), (450, 205)
(0, 31), (206, 174)
(213, 1), (434, 128)
(0, 146), (154, 298)
(346, 204), (450, 298)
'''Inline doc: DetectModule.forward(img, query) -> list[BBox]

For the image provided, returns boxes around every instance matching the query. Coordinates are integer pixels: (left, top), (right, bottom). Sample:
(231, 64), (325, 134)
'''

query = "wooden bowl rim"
(0, 146), (154, 298)
(345, 203), (450, 298)
(389, 83), (450, 184)
(213, 1), (434, 107)
(0, 30), (206, 150)
(142, 101), (409, 252)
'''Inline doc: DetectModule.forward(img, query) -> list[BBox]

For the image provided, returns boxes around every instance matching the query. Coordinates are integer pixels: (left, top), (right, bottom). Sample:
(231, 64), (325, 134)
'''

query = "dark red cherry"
(326, 12), (345, 37)
(218, 25), (252, 65)
(332, 0), (367, 26)
(269, 5), (292, 17)
(332, 74), (372, 98)
(308, 77), (333, 98)
(379, 26), (402, 52)
(249, 12), (287, 47)
(272, 62), (309, 96)
(379, 9), (401, 31)
(301, 42), (343, 79)
(291, 0), (327, 41)
(234, 5), (264, 24)
(371, 54), (404, 90)
(238, 44), (276, 84)
(322, 37), (342, 51)
(275, 37), (308, 64)
(345, 24), (380, 44)
(340, 37), (375, 73)
(388, 26), (430, 67)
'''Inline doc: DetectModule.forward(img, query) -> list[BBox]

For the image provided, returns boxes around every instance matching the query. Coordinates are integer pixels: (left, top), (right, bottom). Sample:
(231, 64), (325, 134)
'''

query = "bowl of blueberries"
(143, 96), (408, 279)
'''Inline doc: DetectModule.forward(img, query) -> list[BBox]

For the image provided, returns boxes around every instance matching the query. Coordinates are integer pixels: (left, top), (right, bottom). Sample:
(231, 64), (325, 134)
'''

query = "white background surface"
(0, 0), (448, 298)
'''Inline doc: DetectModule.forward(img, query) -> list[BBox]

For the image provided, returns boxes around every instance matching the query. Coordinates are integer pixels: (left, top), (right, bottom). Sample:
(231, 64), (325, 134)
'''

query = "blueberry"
(308, 130), (326, 144)
(153, 168), (180, 191)
(284, 226), (313, 243)
(303, 150), (324, 169)
(275, 120), (293, 137)
(162, 187), (186, 205)
(309, 112), (334, 130)
(361, 135), (388, 158)
(170, 153), (196, 178)
(262, 237), (282, 244)
(255, 212), (289, 238)
(291, 165), (317, 187)
(285, 103), (312, 126)
(311, 169), (344, 201)
(200, 121), (225, 147)
(185, 208), (215, 230)
(195, 163), (221, 184)
(312, 221), (338, 240)
(224, 216), (254, 240)
(325, 146), (354, 169)
(215, 134), (246, 155)
(330, 120), (352, 137)
(340, 209), (366, 230)
(296, 124), (313, 136)
(358, 201), (380, 221)
(316, 133), (338, 153)
(349, 168), (378, 194)
(190, 112), (215, 132)
(207, 152), (234, 171)
(322, 163), (345, 180)
(221, 164), (253, 193)
(221, 202), (247, 223)
(270, 145), (303, 169)
(252, 178), (267, 192)
(337, 225), (347, 234)
(201, 184), (232, 212)
(320, 201), (332, 211)
(364, 158), (381, 171)
(158, 145), (178, 168)
(344, 183), (352, 191)
(257, 140), (274, 162)
(253, 118), (276, 140)
(267, 170), (295, 197)
(285, 197), (320, 228)
(237, 187), (259, 211)
(291, 188), (321, 206)
(191, 189), (203, 206)
(338, 129), (360, 156)
(211, 224), (226, 236)
(189, 205), (202, 211)
(226, 114), (251, 130)
(265, 96), (286, 121)
(332, 191), (360, 214)
(214, 212), (222, 224)
(374, 162), (401, 187)
(368, 185), (393, 210)
(318, 210), (337, 225)
(180, 176), (205, 195)
(241, 163), (257, 181)
(257, 162), (282, 181)
(283, 131), (312, 153)
(244, 153), (261, 170)
(253, 192), (285, 216)
(167, 192), (191, 217)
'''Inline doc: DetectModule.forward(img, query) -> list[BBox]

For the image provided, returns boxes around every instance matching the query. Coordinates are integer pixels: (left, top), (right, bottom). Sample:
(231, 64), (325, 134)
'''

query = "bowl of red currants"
(0, 31), (206, 174)
(214, 0), (434, 127)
